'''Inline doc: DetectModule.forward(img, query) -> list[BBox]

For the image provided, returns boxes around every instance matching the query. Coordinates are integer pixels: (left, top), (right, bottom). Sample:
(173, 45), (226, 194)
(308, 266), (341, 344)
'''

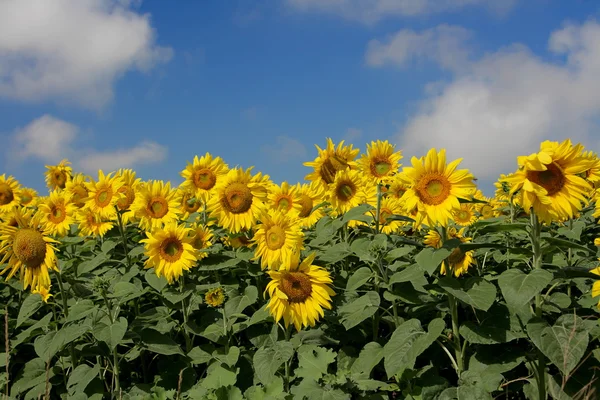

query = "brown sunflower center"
(275, 196), (291, 212)
(0, 183), (15, 206)
(298, 194), (313, 218)
(447, 248), (466, 266)
(320, 155), (349, 184)
(95, 187), (113, 208)
(526, 162), (565, 196)
(71, 185), (88, 208)
(20, 193), (32, 205)
(13, 229), (47, 269)
(221, 182), (253, 214)
(54, 171), (68, 189)
(335, 181), (356, 202)
(159, 237), (184, 262)
(266, 225), (286, 250)
(457, 210), (469, 221)
(193, 169), (217, 191)
(379, 208), (392, 224)
(147, 196), (169, 218)
(49, 204), (66, 224)
(394, 188), (406, 199)
(279, 272), (313, 303)
(416, 174), (451, 206)
(205, 288), (225, 307)
(193, 235), (207, 250)
(117, 186), (135, 210)
(371, 158), (392, 177)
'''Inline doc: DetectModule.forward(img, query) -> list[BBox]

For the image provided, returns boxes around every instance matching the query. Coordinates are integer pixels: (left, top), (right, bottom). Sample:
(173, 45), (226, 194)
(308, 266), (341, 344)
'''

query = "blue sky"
(1, 0), (600, 196)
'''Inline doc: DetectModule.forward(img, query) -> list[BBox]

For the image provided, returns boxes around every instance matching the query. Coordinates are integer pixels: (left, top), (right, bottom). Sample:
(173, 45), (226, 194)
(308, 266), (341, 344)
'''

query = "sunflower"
(0, 174), (22, 214)
(32, 284), (53, 303)
(141, 222), (197, 284)
(267, 182), (303, 216)
(453, 203), (477, 226)
(45, 159), (72, 190)
(207, 167), (270, 233)
(387, 175), (411, 201)
(401, 148), (476, 228)
(223, 231), (254, 249)
(177, 188), (202, 221)
(0, 212), (59, 292)
(0, 206), (34, 228)
(84, 170), (124, 220)
(205, 287), (225, 308)
(591, 266), (600, 310)
(265, 253), (335, 331)
(304, 138), (359, 189)
(188, 223), (213, 259)
(115, 169), (141, 214)
(38, 190), (76, 237)
(132, 180), (182, 231)
(76, 208), (114, 237)
(180, 153), (229, 203)
(359, 140), (402, 183)
(505, 139), (593, 224)
(296, 182), (325, 229)
(328, 169), (377, 217)
(374, 197), (406, 234)
(582, 151), (600, 189)
(423, 227), (474, 277)
(252, 210), (304, 270)
(18, 187), (38, 208)
(65, 173), (90, 208)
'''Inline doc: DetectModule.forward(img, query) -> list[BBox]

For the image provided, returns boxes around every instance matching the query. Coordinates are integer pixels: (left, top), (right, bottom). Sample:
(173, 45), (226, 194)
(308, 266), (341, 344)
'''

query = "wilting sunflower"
(188, 223), (213, 259)
(38, 190), (76, 237)
(0, 212), (59, 291)
(45, 159), (72, 191)
(267, 182), (303, 216)
(296, 182), (325, 228)
(453, 203), (477, 226)
(65, 173), (90, 208)
(265, 253), (335, 331)
(32, 284), (53, 303)
(252, 210), (304, 270)
(328, 169), (377, 217)
(205, 287), (225, 307)
(115, 169), (141, 216)
(180, 153), (229, 202)
(505, 139), (593, 224)
(359, 140), (402, 183)
(132, 180), (182, 231)
(141, 222), (197, 284)
(207, 167), (270, 233)
(177, 188), (202, 221)
(0, 174), (22, 214)
(423, 227), (474, 277)
(401, 148), (476, 228)
(18, 187), (38, 208)
(76, 208), (114, 237)
(304, 138), (359, 189)
(84, 170), (125, 220)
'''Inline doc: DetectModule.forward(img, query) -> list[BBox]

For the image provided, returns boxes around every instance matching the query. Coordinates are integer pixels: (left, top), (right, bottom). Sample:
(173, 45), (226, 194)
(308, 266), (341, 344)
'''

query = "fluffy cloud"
(261, 135), (308, 164)
(286, 0), (517, 24)
(0, 0), (172, 109)
(8, 114), (167, 173)
(373, 20), (600, 180)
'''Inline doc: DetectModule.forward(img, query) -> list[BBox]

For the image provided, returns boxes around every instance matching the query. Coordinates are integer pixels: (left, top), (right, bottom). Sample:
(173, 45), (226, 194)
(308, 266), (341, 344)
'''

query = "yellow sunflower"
(0, 206), (34, 228)
(0, 212), (59, 292)
(423, 227), (474, 277)
(387, 175), (411, 201)
(205, 287), (225, 307)
(65, 173), (90, 208)
(265, 253), (335, 331)
(45, 159), (72, 190)
(374, 196), (406, 234)
(223, 231), (254, 249)
(141, 222), (198, 284)
(401, 148), (476, 228)
(304, 138), (360, 189)
(207, 167), (270, 233)
(252, 210), (304, 270)
(0, 174), (22, 214)
(591, 266), (600, 310)
(177, 188), (202, 221)
(267, 182), (303, 216)
(188, 223), (213, 259)
(32, 284), (53, 303)
(582, 151), (600, 188)
(180, 153), (229, 203)
(505, 139), (593, 224)
(296, 182), (325, 229)
(328, 169), (377, 217)
(38, 190), (76, 237)
(359, 140), (403, 183)
(84, 170), (124, 220)
(453, 203), (477, 226)
(18, 187), (38, 208)
(115, 169), (141, 215)
(76, 208), (114, 237)
(132, 180), (182, 231)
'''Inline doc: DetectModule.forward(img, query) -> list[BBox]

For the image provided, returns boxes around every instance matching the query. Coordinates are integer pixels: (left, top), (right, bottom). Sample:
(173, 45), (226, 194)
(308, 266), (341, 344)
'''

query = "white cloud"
(286, 0), (517, 24)
(7, 115), (167, 173)
(366, 25), (472, 71)
(0, 0), (172, 109)
(261, 135), (308, 163)
(386, 20), (600, 180)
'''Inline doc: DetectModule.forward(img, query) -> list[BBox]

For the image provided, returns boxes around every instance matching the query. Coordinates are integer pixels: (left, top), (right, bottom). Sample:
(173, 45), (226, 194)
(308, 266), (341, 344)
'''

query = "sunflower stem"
(101, 290), (121, 398)
(529, 211), (546, 400)
(222, 303), (229, 354)
(180, 277), (192, 354)
(448, 294), (463, 377)
(116, 211), (132, 270)
(283, 324), (292, 393)
(55, 271), (78, 368)
(375, 183), (382, 234)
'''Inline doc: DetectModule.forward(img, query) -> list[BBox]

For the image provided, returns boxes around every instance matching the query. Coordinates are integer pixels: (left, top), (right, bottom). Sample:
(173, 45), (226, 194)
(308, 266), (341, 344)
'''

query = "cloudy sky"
(1, 0), (599, 194)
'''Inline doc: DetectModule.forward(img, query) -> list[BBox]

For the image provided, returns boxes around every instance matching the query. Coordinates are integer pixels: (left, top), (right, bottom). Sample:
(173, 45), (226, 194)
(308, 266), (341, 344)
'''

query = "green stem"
(101, 291), (121, 398)
(448, 294), (463, 376)
(529, 212), (546, 400)
(180, 279), (192, 354)
(222, 304), (229, 353)
(116, 212), (132, 269)
(375, 183), (382, 234)
(283, 325), (292, 393)
(55, 272), (77, 368)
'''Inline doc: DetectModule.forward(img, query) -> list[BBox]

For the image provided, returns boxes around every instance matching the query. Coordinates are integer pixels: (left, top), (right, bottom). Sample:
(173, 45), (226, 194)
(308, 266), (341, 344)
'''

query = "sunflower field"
(1, 138), (600, 400)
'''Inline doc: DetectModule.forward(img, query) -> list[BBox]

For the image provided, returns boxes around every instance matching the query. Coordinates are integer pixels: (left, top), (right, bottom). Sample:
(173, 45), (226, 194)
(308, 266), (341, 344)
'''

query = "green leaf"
(67, 364), (100, 395)
(438, 386), (493, 400)
(318, 242), (352, 264)
(140, 328), (184, 356)
(350, 342), (384, 378)
(295, 345), (336, 381)
(384, 318), (445, 378)
(338, 291), (380, 330)
(498, 269), (553, 309)
(253, 341), (294, 385)
(477, 223), (528, 234)
(244, 377), (286, 400)
(187, 345), (213, 365)
(66, 300), (97, 322)
(557, 220), (585, 241)
(93, 316), (127, 350)
(110, 281), (145, 304)
(385, 246), (414, 262)
(34, 322), (88, 361)
(198, 257), (241, 271)
(543, 237), (591, 254)
(346, 267), (373, 291)
(437, 277), (496, 311)
(77, 253), (109, 275)
(212, 346), (240, 367)
(416, 247), (451, 276)
(101, 239), (118, 254)
(389, 265), (425, 286)
(459, 304), (526, 344)
(342, 204), (374, 224)
(10, 358), (53, 396)
(17, 294), (43, 328)
(225, 285), (258, 317)
(144, 270), (168, 292)
(201, 364), (238, 390)
(350, 238), (377, 263)
(11, 313), (52, 348)
(291, 379), (351, 400)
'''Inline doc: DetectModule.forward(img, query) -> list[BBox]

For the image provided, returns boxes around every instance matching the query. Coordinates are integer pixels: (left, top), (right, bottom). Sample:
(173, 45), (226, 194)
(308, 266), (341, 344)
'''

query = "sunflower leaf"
(498, 269), (553, 309)
(338, 291), (380, 330)
(295, 345), (336, 381)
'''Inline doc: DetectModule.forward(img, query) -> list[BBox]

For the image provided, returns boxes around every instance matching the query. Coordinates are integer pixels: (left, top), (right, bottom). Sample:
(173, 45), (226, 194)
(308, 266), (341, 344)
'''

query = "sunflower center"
(49, 204), (66, 223)
(147, 197), (169, 218)
(379, 208), (391, 224)
(320, 155), (349, 184)
(193, 169), (217, 191)
(95, 187), (113, 208)
(480, 204), (493, 219)
(416, 174), (451, 206)
(20, 194), (32, 205)
(71, 185), (88, 207)
(394, 188), (406, 199)
(221, 182), (253, 214)
(55, 172), (67, 189)
(371, 159), (391, 177)
(275, 197), (291, 212)
(526, 162), (565, 196)
(184, 198), (201, 213)
(0, 183), (15, 206)
(336, 182), (356, 202)
(117, 186), (135, 210)
(13, 229), (47, 269)
(266, 225), (286, 250)
(447, 248), (466, 265)
(279, 272), (312, 303)
(457, 210), (469, 221)
(193, 236), (207, 249)
(298, 195), (313, 218)
(159, 238), (184, 262)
